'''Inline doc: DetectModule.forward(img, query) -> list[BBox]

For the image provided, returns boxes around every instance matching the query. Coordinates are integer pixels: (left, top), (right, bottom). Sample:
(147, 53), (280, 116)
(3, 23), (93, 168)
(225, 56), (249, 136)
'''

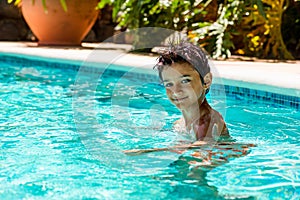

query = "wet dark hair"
(154, 42), (211, 85)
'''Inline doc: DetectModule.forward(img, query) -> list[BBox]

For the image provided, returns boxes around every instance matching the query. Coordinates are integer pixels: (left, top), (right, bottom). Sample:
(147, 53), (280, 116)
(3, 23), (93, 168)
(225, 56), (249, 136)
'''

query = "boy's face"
(161, 62), (206, 110)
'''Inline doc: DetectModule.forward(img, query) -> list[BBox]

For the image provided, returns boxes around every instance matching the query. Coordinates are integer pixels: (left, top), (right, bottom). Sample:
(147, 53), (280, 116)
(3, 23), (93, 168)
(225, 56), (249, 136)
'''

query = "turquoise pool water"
(0, 56), (300, 199)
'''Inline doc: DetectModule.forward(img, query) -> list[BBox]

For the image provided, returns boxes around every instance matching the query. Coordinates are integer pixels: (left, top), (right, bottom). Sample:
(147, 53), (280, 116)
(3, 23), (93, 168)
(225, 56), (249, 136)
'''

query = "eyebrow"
(162, 75), (191, 82)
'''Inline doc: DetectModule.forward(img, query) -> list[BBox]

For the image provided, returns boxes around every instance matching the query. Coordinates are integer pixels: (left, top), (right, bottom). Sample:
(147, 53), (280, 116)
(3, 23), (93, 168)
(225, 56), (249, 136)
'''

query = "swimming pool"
(0, 53), (299, 199)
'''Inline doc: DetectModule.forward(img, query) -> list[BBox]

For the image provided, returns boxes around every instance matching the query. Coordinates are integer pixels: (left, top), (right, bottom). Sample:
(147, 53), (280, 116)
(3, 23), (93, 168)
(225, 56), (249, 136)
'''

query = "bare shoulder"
(211, 109), (230, 137)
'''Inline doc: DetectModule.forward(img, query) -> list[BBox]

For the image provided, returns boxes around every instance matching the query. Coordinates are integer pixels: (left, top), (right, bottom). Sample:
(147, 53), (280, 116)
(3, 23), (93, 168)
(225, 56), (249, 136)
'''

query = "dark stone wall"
(0, 0), (29, 41)
(84, 5), (117, 42)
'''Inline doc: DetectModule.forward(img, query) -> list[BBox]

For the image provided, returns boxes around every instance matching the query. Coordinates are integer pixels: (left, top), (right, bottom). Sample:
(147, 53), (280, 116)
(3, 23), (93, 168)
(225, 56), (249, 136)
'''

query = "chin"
(174, 100), (199, 111)
(174, 102), (189, 110)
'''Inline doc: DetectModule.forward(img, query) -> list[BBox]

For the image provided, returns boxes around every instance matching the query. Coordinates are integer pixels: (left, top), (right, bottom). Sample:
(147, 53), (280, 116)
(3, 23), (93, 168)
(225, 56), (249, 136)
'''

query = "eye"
(163, 82), (173, 88)
(181, 79), (191, 84)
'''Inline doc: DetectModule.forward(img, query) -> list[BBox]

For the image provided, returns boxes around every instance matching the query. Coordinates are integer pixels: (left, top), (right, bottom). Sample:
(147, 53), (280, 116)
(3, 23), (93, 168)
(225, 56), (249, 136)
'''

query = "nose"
(171, 83), (183, 96)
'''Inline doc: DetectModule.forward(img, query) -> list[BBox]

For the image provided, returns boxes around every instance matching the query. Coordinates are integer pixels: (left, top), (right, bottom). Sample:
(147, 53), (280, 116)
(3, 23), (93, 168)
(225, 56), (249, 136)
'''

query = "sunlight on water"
(0, 61), (299, 199)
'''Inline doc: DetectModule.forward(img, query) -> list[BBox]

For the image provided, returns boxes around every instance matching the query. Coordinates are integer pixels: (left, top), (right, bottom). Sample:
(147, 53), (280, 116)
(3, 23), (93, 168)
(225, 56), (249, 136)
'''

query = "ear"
(203, 72), (212, 89)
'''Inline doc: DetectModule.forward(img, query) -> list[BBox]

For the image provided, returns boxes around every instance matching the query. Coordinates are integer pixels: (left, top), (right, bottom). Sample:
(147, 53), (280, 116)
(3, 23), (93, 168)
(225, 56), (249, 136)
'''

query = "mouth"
(172, 96), (188, 103)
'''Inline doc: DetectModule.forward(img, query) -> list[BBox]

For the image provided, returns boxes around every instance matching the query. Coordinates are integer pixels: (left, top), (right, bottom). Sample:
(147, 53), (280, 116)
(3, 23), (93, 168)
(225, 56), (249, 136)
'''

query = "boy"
(155, 42), (229, 141)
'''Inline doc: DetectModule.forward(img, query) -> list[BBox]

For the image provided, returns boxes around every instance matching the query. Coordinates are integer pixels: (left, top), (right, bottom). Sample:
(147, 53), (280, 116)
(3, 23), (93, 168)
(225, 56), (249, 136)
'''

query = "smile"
(173, 97), (188, 102)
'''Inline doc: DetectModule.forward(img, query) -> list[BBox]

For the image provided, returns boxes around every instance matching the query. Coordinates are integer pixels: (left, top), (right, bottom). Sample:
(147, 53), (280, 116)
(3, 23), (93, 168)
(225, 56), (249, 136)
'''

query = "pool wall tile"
(0, 53), (299, 110)
(221, 85), (299, 109)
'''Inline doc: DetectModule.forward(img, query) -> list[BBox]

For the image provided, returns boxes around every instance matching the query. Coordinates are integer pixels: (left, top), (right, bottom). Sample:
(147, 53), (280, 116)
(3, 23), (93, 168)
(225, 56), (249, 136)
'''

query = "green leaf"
(171, 0), (179, 13)
(149, 4), (159, 15)
(60, 0), (68, 12)
(41, 0), (47, 12)
(15, 0), (21, 5)
(197, 22), (212, 28)
(97, 0), (112, 9)
(256, 0), (266, 19)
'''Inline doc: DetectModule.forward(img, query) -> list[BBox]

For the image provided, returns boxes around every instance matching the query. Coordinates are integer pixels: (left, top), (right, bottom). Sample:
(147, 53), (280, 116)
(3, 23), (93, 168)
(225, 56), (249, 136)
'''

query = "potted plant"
(8, 0), (101, 46)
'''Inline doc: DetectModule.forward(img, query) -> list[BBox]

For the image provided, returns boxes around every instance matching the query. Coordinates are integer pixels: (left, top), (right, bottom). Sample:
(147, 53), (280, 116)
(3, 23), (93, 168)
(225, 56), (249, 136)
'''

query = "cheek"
(165, 89), (177, 104)
(192, 81), (203, 93)
(165, 88), (173, 98)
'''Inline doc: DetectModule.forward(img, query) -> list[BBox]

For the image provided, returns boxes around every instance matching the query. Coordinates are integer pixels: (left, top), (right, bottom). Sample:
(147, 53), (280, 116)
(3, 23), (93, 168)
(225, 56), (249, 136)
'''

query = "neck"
(182, 98), (211, 129)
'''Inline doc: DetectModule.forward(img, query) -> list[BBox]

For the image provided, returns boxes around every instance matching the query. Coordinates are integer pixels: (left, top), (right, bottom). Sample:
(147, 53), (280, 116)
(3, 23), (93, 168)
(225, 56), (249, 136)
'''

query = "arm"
(123, 141), (207, 155)
(123, 141), (255, 156)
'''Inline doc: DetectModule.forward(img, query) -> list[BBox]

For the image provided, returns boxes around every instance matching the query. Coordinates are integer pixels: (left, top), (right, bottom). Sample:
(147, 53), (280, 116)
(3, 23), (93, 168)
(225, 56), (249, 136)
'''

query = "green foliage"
(237, 0), (294, 59)
(109, 0), (189, 30)
(189, 0), (243, 58)
(104, 0), (246, 58)
(7, 0), (21, 5)
(9, 0), (299, 59)
(281, 1), (300, 59)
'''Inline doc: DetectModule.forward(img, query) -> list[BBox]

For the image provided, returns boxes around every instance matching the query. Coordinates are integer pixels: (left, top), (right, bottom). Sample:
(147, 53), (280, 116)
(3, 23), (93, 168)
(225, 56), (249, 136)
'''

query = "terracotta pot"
(21, 0), (99, 46)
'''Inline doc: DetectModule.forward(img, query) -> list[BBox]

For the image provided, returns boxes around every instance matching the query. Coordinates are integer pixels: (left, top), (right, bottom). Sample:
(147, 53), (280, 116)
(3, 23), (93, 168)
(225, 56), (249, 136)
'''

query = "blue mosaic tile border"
(0, 53), (159, 83)
(211, 83), (300, 109)
(0, 53), (299, 110)
(0, 53), (81, 71)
